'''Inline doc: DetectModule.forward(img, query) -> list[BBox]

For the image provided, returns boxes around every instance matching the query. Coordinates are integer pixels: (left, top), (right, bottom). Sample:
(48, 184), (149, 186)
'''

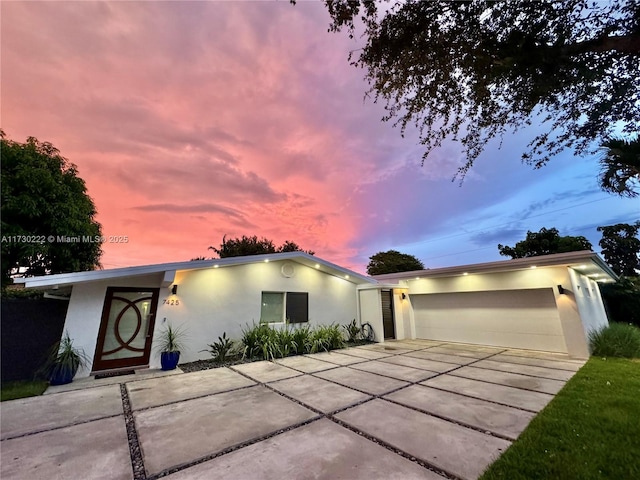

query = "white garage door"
(411, 288), (567, 353)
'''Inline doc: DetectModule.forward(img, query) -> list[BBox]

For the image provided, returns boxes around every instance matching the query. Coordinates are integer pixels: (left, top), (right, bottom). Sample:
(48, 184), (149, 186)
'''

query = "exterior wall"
(568, 268), (610, 348)
(402, 266), (595, 358)
(358, 288), (384, 342)
(153, 260), (358, 366)
(63, 273), (164, 378)
(392, 290), (412, 340)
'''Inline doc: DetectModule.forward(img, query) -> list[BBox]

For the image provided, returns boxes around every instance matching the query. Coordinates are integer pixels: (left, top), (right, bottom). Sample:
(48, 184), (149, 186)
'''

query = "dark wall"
(1, 298), (68, 382)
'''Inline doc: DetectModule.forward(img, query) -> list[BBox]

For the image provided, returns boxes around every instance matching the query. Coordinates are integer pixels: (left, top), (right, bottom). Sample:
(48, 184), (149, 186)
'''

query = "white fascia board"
(373, 251), (617, 281)
(14, 252), (375, 288)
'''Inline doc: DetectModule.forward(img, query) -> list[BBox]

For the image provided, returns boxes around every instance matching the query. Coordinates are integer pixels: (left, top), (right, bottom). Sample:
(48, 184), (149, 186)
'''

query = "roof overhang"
(13, 252), (376, 289)
(373, 251), (619, 284)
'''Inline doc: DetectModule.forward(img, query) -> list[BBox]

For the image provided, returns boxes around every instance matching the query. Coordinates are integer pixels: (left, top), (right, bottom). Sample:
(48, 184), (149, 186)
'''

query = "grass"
(589, 322), (640, 358)
(480, 357), (640, 480)
(1, 380), (48, 402)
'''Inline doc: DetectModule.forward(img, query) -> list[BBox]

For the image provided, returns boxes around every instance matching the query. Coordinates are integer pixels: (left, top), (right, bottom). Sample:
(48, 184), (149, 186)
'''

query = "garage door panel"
(412, 289), (567, 353)
(420, 308), (564, 335)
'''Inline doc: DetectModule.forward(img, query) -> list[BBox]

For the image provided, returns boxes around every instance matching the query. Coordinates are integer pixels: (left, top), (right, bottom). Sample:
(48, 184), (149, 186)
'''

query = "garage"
(411, 288), (568, 353)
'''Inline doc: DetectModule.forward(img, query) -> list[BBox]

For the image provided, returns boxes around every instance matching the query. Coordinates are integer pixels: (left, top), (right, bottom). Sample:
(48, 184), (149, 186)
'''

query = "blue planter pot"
(161, 351), (180, 370)
(49, 367), (77, 385)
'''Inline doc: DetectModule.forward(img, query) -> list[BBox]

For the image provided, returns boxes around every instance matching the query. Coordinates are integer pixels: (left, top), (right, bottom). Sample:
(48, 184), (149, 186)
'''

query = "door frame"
(92, 287), (160, 372)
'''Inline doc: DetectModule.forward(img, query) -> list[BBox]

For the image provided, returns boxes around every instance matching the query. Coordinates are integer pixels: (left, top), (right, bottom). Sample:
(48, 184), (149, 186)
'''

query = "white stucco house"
(14, 250), (617, 379)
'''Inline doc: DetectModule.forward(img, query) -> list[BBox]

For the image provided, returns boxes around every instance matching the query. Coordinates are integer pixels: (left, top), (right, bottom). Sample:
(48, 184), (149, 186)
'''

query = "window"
(260, 292), (308, 324)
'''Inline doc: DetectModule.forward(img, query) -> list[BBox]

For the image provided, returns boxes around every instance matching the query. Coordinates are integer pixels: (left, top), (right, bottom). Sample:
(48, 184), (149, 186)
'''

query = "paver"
(404, 349), (477, 365)
(473, 359), (576, 381)
(274, 355), (337, 373)
(43, 368), (181, 395)
(231, 361), (302, 383)
(135, 385), (317, 476)
(451, 366), (566, 395)
(350, 360), (439, 382)
(491, 354), (584, 371)
(1, 416), (131, 480)
(339, 347), (393, 360)
(383, 340), (434, 350)
(336, 399), (511, 480)
(381, 354), (458, 373)
(305, 351), (367, 365)
(269, 375), (371, 413)
(504, 349), (586, 363)
(315, 367), (409, 395)
(164, 419), (446, 479)
(423, 346), (499, 359)
(356, 344), (415, 355)
(127, 367), (255, 410)
(1, 384), (123, 439)
(385, 385), (535, 440)
(423, 375), (554, 412)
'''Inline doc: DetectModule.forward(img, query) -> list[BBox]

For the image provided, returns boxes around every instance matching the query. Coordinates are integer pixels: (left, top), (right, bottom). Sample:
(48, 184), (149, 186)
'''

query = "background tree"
(598, 137), (640, 198)
(1, 132), (103, 287)
(321, 0), (640, 178)
(597, 222), (640, 276)
(498, 227), (592, 259)
(367, 250), (424, 275)
(208, 235), (314, 258)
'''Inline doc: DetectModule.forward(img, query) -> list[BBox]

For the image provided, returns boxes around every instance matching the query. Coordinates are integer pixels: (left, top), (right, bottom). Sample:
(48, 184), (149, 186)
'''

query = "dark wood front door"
(381, 289), (396, 339)
(92, 287), (159, 372)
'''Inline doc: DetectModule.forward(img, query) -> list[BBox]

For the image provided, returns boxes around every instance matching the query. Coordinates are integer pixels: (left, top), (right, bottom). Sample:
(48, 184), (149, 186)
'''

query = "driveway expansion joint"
(0, 413), (123, 442)
(121, 383), (146, 480)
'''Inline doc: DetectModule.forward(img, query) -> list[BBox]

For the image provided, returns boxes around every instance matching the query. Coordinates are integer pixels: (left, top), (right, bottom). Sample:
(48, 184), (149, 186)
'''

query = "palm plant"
(40, 332), (90, 385)
(599, 136), (640, 198)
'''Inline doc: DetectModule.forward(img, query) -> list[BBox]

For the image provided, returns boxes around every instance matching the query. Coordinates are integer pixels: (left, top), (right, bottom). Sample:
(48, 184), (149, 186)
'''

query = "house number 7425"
(163, 298), (180, 306)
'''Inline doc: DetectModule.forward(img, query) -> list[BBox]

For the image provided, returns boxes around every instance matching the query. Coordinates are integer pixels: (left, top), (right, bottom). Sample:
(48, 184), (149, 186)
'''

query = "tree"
(366, 250), (424, 275)
(321, 1), (640, 177)
(1, 132), (103, 287)
(498, 227), (592, 259)
(598, 136), (640, 198)
(597, 222), (640, 276)
(208, 235), (314, 258)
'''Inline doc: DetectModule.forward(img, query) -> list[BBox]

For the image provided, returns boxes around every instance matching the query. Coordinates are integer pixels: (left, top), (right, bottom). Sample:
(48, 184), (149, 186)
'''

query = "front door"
(92, 287), (160, 372)
(381, 289), (396, 339)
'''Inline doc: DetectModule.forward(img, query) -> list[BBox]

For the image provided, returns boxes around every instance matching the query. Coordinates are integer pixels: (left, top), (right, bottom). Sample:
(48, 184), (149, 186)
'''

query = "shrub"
(290, 324), (311, 355)
(203, 332), (242, 364)
(343, 319), (361, 342)
(240, 322), (346, 359)
(589, 322), (640, 358)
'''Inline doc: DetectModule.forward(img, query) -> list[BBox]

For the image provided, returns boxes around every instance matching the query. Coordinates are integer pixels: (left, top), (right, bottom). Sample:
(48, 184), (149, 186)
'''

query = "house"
(14, 250), (616, 379)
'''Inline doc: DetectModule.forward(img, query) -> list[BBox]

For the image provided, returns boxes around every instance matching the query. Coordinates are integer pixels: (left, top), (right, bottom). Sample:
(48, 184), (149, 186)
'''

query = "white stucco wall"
(62, 273), (164, 378)
(151, 260), (358, 366)
(568, 268), (610, 349)
(358, 288), (384, 342)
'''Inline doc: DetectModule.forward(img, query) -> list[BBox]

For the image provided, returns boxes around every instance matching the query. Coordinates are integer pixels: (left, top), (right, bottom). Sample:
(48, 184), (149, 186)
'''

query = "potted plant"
(156, 323), (187, 370)
(41, 332), (90, 385)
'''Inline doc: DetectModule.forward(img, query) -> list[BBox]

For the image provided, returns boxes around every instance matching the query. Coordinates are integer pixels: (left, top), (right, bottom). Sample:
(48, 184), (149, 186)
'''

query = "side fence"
(1, 298), (68, 382)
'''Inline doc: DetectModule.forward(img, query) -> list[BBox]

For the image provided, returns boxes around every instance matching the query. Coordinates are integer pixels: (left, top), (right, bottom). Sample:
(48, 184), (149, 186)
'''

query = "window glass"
(261, 292), (284, 323)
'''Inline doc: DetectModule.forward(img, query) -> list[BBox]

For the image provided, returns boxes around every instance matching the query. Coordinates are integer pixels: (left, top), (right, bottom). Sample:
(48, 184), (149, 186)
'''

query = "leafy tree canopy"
(598, 136), (640, 198)
(208, 235), (314, 258)
(597, 222), (640, 276)
(367, 250), (424, 275)
(1, 132), (103, 287)
(321, 0), (640, 177)
(498, 227), (592, 259)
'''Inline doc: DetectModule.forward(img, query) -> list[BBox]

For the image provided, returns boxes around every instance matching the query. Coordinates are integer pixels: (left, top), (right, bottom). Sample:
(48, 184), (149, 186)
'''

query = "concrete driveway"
(0, 340), (585, 480)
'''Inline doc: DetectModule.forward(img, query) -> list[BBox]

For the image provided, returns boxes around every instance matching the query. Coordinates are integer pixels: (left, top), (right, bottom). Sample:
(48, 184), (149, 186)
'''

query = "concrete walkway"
(0, 340), (586, 480)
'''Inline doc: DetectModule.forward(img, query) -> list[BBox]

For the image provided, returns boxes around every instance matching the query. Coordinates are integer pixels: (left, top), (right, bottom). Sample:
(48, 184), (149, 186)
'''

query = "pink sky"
(2, 2), (636, 273)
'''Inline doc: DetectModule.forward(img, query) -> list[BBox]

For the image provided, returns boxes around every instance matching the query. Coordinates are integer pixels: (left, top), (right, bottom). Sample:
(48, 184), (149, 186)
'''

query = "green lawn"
(1, 380), (48, 402)
(481, 357), (640, 480)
